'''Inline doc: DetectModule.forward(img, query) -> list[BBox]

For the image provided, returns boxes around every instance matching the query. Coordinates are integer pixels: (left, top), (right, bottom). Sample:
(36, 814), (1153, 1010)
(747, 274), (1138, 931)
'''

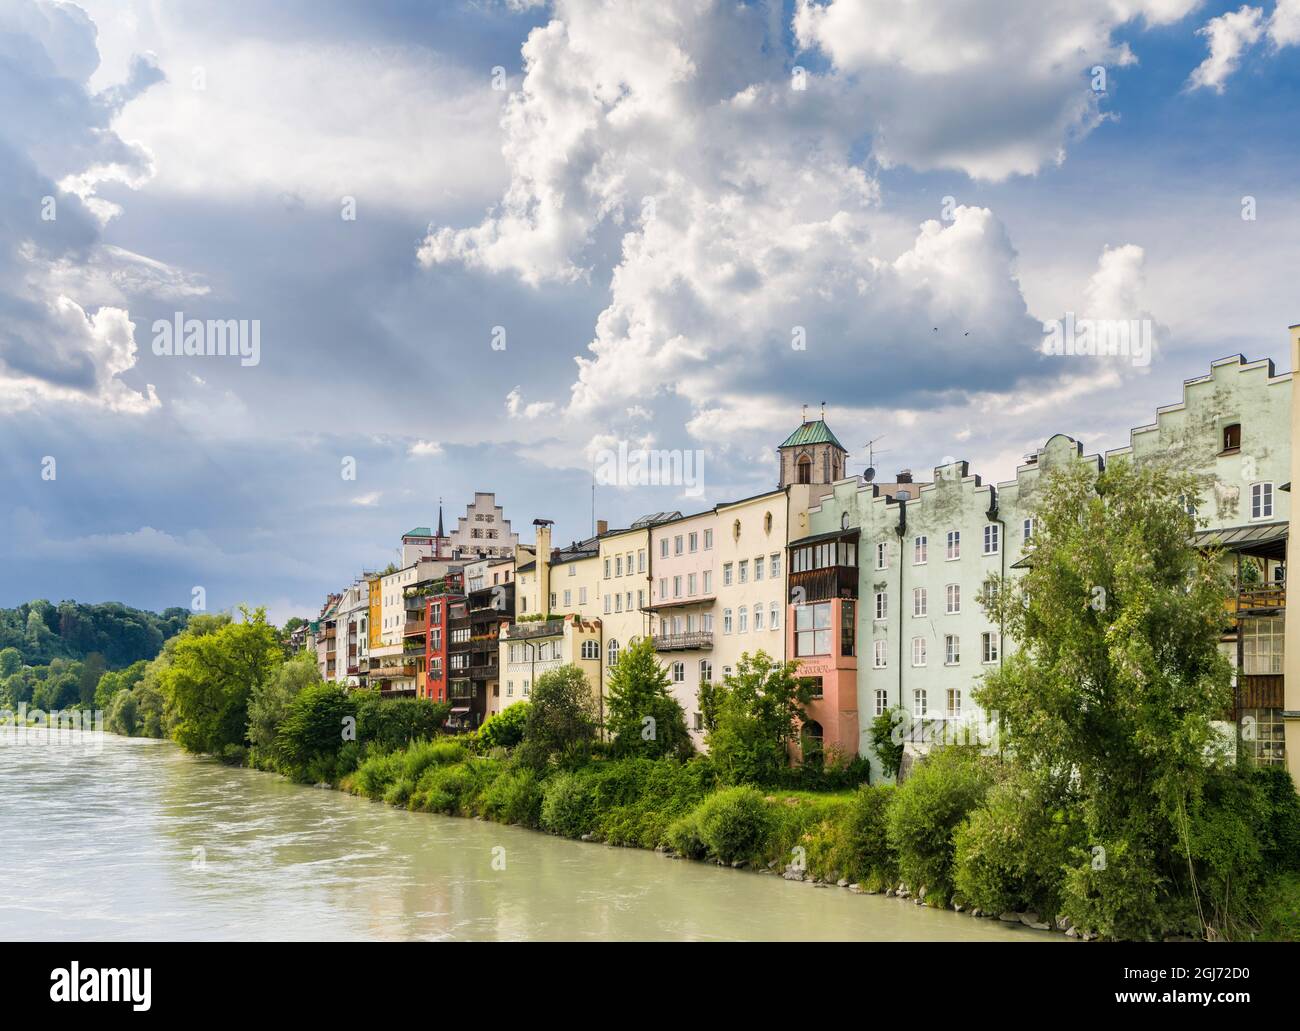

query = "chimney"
(896, 469), (913, 484)
(596, 519), (608, 536)
(533, 519), (554, 616)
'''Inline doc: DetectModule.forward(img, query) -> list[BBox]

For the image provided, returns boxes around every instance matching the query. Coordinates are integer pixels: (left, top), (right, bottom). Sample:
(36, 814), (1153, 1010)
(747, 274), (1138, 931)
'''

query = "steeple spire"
(436, 497), (444, 538)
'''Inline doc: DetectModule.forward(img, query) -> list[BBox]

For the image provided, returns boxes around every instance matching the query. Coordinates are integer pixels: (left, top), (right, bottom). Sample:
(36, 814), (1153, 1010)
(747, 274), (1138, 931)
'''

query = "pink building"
(786, 528), (860, 759)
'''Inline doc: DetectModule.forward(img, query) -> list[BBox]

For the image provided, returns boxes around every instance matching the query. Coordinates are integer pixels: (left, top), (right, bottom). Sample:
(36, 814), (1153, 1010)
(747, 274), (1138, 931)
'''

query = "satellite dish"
(864, 466), (876, 482)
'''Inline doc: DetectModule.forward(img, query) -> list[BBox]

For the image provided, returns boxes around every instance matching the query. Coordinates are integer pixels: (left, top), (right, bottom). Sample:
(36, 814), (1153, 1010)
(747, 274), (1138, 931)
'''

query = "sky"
(1, 0), (1298, 624)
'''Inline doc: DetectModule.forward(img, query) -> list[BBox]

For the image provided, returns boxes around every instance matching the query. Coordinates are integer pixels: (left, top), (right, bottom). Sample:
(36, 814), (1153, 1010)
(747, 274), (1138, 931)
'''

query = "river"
(0, 731), (1058, 941)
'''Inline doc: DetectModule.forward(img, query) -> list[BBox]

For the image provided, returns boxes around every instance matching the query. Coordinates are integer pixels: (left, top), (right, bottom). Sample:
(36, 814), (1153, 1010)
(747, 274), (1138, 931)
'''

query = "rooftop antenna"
(862, 435), (891, 479)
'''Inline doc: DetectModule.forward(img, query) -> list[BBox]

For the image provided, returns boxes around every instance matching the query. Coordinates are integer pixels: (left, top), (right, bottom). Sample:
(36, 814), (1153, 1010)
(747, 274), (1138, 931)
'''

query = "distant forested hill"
(0, 600), (190, 669)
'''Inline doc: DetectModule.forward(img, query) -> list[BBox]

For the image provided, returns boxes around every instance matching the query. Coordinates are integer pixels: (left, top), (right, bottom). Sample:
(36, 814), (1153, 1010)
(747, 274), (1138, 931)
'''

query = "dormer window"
(1222, 423), (1241, 453)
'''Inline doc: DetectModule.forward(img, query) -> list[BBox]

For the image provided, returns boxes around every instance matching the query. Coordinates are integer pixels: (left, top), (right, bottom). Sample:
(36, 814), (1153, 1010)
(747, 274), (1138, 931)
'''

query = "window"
(704, 528), (713, 550)
(983, 524), (999, 555)
(738, 606), (749, 633)
(689, 532), (698, 552)
(876, 542), (888, 569)
(1243, 617), (1283, 675)
(770, 553), (780, 578)
(703, 570), (713, 593)
(795, 602), (832, 656)
(914, 535), (928, 564)
(981, 632), (1000, 664)
(913, 687), (927, 715)
(506, 680), (514, 697)
(874, 591), (888, 621)
(1023, 518), (1034, 542)
(911, 636), (927, 667)
(703, 613), (714, 632)
(672, 661), (685, 683)
(1223, 423), (1241, 452)
(874, 689), (888, 717)
(841, 512), (850, 530)
(563, 589), (572, 607)
(1251, 482), (1274, 519)
(693, 712), (704, 732)
(638, 549), (646, 572)
(674, 535), (684, 555)
(699, 660), (712, 683)
(688, 572), (697, 596)
(723, 608), (733, 634)
(523, 680), (530, 697)
(841, 599), (855, 656)
(739, 560), (749, 583)
(603, 559), (610, 579)
(615, 555), (623, 577)
(913, 587), (927, 617)
(723, 563), (733, 586)
(581, 640), (598, 660)
(946, 531), (960, 560)
(607, 639), (620, 667)
(797, 456), (812, 484)
(754, 556), (764, 581)
(946, 583), (961, 614)
(615, 593), (623, 613)
(873, 640), (888, 668)
(579, 586), (587, 605)
(753, 605), (764, 631)
(673, 575), (682, 598)
(769, 601), (779, 629)
(658, 577), (668, 598)
(660, 539), (669, 558)
(947, 688), (962, 718)
(945, 634), (960, 665)
(603, 595), (611, 614)
(568, 563), (576, 577)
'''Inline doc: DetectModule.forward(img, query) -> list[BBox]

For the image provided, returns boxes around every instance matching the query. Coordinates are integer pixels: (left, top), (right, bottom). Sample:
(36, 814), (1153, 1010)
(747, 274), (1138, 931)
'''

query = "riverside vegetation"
(12, 461), (1300, 941)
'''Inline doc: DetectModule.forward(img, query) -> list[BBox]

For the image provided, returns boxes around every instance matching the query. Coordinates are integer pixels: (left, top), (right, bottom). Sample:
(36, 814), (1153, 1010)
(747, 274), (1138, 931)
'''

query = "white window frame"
(983, 523), (999, 555)
(913, 587), (927, 618)
(914, 535), (928, 565)
(946, 530), (960, 561)
(911, 636), (927, 667)
(873, 640), (887, 669)
(874, 591), (888, 621)
(946, 583), (961, 614)
(1251, 482), (1274, 520)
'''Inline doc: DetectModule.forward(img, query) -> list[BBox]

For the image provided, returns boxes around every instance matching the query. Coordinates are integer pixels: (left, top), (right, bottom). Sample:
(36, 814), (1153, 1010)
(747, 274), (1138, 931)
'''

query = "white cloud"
(408, 439), (444, 457)
(505, 386), (558, 420)
(794, 0), (1200, 180)
(351, 492), (382, 507)
(1271, 0), (1300, 44)
(1187, 5), (1266, 92)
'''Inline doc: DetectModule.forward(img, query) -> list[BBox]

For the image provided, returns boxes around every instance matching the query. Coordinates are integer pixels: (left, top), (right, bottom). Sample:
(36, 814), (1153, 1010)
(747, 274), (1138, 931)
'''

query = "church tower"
(778, 404), (849, 488)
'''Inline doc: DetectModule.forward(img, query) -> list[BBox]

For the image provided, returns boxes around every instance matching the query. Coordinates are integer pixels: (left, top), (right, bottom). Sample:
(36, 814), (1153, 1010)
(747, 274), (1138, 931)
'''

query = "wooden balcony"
(788, 565), (858, 603)
(653, 631), (713, 652)
(1235, 585), (1286, 614)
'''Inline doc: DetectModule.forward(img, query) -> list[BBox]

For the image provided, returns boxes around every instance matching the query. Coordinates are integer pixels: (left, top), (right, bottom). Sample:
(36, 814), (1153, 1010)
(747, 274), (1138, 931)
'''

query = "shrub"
(413, 761), (489, 815)
(354, 691), (451, 751)
(518, 666), (598, 770)
(598, 757), (717, 847)
(540, 770), (597, 838)
(843, 784), (899, 889)
(480, 766), (544, 827)
(954, 774), (1079, 917)
(349, 750), (402, 798)
(694, 786), (774, 864)
(1256, 873), (1300, 942)
(400, 738), (467, 784)
(273, 682), (356, 779)
(886, 746), (994, 904)
(666, 810), (708, 859)
(478, 703), (531, 750)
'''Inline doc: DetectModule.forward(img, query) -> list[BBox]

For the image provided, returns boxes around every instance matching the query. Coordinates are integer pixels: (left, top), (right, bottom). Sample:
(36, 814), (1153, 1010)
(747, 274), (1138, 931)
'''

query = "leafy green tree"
(0, 647), (20, 677)
(606, 638), (694, 760)
(162, 608), (280, 754)
(705, 651), (812, 785)
(273, 682), (356, 777)
(94, 660), (148, 710)
(869, 708), (906, 780)
(977, 459), (1236, 938)
(353, 691), (451, 751)
(477, 702), (531, 750)
(519, 664), (598, 768)
(106, 688), (140, 736)
(248, 650), (321, 754)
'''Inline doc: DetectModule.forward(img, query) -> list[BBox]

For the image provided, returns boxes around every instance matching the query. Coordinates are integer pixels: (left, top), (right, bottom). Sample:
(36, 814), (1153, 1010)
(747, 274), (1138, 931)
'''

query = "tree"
(273, 682), (356, 777)
(477, 702), (531, 750)
(0, 647), (20, 677)
(605, 638), (694, 760)
(162, 608), (280, 754)
(519, 664), (598, 768)
(869, 708), (906, 780)
(705, 651), (813, 785)
(353, 691), (451, 751)
(977, 458), (1236, 938)
(94, 660), (148, 710)
(248, 650), (321, 754)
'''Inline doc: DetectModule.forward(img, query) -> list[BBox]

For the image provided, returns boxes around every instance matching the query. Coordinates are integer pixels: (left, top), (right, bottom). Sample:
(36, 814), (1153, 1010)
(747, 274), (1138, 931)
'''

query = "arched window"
(841, 512), (850, 530)
(797, 455), (812, 484)
(607, 639), (620, 667)
(732, 518), (742, 541)
(764, 511), (773, 534)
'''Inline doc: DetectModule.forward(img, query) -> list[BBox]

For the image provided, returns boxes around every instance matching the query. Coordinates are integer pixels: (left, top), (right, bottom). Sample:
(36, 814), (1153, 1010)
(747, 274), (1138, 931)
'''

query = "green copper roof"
(779, 419), (846, 451)
(403, 526), (434, 538)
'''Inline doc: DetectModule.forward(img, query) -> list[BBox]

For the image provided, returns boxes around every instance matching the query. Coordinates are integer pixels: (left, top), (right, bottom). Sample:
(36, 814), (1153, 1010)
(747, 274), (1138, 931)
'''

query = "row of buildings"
(309, 327), (1300, 785)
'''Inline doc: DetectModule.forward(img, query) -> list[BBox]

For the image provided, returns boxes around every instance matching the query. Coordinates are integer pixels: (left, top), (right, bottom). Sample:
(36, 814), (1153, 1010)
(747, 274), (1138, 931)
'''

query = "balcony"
(469, 663), (498, 680)
(371, 662), (416, 678)
(653, 631), (713, 652)
(403, 617), (428, 638)
(1235, 585), (1286, 615)
(319, 626), (337, 641)
(788, 565), (858, 602)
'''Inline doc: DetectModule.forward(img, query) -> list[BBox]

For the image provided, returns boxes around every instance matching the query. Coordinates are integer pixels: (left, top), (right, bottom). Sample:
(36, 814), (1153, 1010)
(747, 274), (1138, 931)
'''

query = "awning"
(788, 527), (861, 548)
(1193, 521), (1288, 560)
(449, 707), (470, 714)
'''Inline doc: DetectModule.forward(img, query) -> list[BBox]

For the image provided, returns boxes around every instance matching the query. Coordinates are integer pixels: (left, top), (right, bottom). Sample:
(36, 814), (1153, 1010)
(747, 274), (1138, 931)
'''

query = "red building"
(423, 574), (464, 705)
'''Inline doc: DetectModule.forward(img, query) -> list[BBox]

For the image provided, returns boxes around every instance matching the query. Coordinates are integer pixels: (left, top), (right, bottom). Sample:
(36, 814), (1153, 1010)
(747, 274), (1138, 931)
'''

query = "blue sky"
(1, 0), (1297, 623)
